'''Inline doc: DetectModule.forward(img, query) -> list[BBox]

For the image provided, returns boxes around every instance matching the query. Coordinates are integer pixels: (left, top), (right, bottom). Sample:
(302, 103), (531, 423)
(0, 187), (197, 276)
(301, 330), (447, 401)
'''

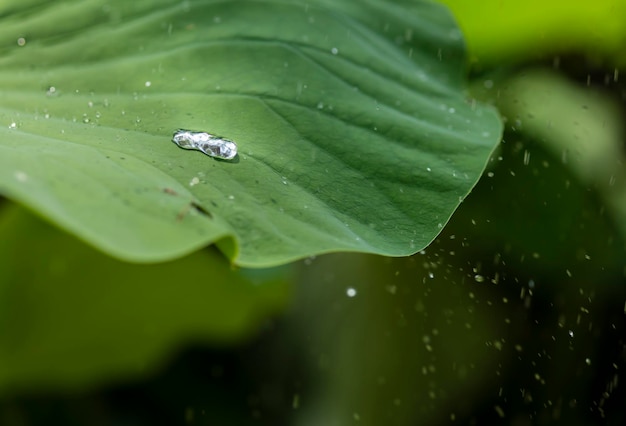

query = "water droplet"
(172, 129), (238, 160)
(448, 29), (461, 40)
(331, 47), (338, 55)
(14, 171), (28, 182)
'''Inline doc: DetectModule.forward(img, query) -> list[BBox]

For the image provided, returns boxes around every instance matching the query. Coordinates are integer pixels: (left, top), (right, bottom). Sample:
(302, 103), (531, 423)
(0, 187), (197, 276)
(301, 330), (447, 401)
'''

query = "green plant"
(1, 0), (625, 425)
(0, 0), (500, 267)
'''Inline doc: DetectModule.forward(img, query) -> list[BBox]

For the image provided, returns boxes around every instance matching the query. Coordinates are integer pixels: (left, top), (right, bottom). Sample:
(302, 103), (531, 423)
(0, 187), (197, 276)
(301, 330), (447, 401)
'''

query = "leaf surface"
(0, 0), (501, 266)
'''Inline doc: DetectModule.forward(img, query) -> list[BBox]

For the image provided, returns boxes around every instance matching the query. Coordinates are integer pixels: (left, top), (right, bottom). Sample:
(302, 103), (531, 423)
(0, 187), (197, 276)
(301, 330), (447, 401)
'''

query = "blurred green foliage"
(439, 0), (626, 66)
(0, 204), (291, 395)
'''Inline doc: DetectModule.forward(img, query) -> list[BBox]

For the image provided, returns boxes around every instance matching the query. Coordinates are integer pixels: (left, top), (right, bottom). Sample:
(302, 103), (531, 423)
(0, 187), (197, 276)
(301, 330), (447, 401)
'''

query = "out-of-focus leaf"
(0, 203), (291, 395)
(495, 70), (626, 241)
(293, 253), (501, 426)
(439, 0), (626, 66)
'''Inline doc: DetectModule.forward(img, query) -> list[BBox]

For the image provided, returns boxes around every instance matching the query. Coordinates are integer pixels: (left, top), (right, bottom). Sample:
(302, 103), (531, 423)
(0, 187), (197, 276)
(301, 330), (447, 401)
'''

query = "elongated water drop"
(172, 129), (238, 160)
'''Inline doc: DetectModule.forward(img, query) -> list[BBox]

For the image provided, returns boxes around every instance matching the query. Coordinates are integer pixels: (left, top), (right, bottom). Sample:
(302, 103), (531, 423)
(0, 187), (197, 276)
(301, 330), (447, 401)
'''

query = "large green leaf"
(0, 202), (291, 394)
(0, 0), (501, 267)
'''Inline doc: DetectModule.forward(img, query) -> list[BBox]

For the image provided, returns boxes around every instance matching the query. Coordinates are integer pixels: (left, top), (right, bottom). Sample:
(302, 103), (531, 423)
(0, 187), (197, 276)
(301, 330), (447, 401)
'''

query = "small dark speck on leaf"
(162, 187), (212, 219)
(190, 201), (212, 218)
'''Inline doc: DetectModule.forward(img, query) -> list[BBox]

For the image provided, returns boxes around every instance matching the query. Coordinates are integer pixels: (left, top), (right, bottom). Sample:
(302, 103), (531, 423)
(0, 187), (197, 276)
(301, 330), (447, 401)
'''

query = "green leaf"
(0, 202), (291, 394)
(439, 0), (626, 66)
(0, 0), (501, 267)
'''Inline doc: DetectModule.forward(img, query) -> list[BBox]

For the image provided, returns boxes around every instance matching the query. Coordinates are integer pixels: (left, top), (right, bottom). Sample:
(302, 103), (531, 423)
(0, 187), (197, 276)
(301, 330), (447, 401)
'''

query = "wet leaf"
(0, 0), (501, 266)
